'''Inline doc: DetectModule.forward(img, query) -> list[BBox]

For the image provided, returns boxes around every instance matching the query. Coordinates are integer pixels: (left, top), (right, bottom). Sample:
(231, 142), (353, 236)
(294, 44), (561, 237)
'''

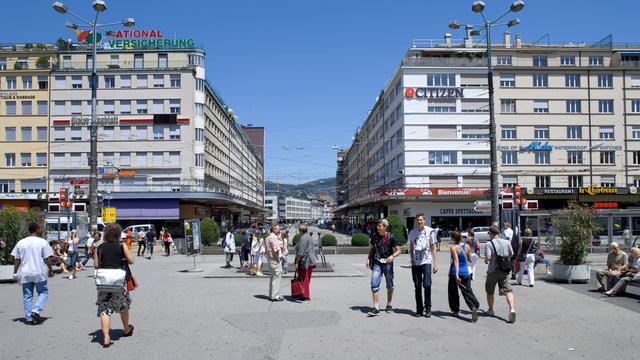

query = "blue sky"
(3, 0), (640, 184)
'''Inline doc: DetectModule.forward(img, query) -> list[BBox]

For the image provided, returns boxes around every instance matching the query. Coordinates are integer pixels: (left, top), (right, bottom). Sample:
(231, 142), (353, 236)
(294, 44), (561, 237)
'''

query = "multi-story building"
(0, 43), (57, 210)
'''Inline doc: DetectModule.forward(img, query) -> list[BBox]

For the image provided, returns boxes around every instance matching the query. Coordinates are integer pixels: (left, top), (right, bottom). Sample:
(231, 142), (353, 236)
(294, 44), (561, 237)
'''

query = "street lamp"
(52, 1), (134, 227)
(449, 0), (525, 226)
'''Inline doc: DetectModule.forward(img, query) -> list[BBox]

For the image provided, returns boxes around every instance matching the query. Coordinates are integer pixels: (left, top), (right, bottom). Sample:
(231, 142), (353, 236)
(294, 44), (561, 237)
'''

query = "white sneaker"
(256, 272), (264, 276)
(68, 275), (73, 280)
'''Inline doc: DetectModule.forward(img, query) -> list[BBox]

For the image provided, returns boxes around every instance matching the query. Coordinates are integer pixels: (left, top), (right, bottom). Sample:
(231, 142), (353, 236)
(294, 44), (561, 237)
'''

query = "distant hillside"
(265, 177), (336, 196)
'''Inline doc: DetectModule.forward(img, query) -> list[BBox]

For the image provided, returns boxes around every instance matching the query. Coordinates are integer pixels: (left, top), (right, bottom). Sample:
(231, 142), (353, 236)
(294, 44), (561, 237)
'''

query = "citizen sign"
(404, 87), (464, 99)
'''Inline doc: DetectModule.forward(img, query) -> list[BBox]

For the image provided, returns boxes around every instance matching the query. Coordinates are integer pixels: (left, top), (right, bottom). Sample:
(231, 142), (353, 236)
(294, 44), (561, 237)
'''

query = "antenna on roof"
(590, 34), (613, 48)
(532, 33), (550, 46)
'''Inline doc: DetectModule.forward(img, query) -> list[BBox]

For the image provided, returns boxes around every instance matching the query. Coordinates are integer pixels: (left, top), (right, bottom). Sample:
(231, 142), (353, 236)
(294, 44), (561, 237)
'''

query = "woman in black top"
(516, 229), (536, 287)
(96, 223), (134, 347)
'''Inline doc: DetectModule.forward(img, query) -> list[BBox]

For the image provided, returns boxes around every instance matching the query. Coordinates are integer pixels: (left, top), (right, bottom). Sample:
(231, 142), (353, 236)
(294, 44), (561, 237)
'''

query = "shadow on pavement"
(12, 316), (49, 325)
(253, 295), (270, 301)
(349, 305), (370, 314)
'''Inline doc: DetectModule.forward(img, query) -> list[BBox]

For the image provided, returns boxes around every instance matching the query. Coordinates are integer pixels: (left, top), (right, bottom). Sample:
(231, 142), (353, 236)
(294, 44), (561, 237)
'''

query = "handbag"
(291, 270), (305, 298)
(95, 268), (127, 292)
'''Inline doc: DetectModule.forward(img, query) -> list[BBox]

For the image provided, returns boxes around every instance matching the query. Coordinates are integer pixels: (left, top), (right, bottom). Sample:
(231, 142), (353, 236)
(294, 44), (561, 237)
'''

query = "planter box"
(0, 265), (16, 283)
(551, 263), (591, 284)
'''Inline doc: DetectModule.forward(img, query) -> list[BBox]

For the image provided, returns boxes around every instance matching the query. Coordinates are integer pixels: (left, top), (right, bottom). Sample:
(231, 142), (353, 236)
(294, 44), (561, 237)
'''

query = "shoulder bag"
(95, 244), (128, 293)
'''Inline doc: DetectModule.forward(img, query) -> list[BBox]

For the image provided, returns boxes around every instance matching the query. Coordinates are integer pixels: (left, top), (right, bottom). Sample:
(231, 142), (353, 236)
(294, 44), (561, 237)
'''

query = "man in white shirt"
(224, 229), (236, 269)
(11, 222), (54, 325)
(408, 213), (438, 317)
(501, 222), (514, 243)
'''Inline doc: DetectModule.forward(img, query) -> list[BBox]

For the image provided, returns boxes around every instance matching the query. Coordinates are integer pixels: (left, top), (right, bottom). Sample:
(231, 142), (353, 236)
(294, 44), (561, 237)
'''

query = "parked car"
(461, 226), (491, 242)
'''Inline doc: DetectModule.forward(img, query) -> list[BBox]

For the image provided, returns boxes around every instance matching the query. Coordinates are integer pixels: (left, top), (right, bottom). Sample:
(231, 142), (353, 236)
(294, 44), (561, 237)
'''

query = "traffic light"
(514, 185), (522, 205)
(59, 187), (71, 208)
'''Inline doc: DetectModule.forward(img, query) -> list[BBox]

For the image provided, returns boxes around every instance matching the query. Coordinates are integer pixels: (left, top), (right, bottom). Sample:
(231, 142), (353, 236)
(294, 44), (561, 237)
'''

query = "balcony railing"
(53, 60), (196, 72)
(403, 57), (487, 68)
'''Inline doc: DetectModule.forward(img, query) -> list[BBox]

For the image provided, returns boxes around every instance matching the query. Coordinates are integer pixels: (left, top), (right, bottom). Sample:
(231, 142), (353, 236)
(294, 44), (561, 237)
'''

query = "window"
(101, 126), (114, 141)
(136, 100), (148, 114)
(599, 126), (614, 139)
(533, 74), (548, 87)
(567, 125), (582, 139)
(104, 75), (115, 88)
(534, 126), (549, 139)
(20, 179), (46, 193)
(120, 152), (131, 166)
(170, 99), (181, 114)
(500, 73), (515, 87)
(565, 74), (581, 87)
(37, 101), (47, 115)
(136, 75), (147, 88)
(6, 101), (16, 115)
(427, 73), (456, 87)
(158, 54), (168, 68)
(17, 57), (28, 69)
(189, 54), (204, 66)
(428, 151), (457, 165)
(170, 74), (181, 87)
(634, 126), (640, 139)
(120, 75), (131, 88)
(103, 152), (114, 165)
(134, 54), (144, 69)
(169, 152), (180, 166)
(54, 76), (66, 89)
(598, 74), (613, 88)
(534, 151), (550, 164)
(37, 127), (47, 141)
(196, 79), (205, 91)
(152, 99), (164, 113)
(36, 153), (46, 167)
(633, 151), (640, 165)
(566, 100), (582, 113)
(71, 75), (82, 89)
(533, 100), (549, 113)
(568, 151), (583, 164)
(22, 76), (32, 89)
(153, 75), (164, 88)
(7, 76), (16, 89)
(501, 99), (516, 113)
(427, 105), (456, 112)
(86, 55), (93, 69)
(631, 74), (640, 88)
(53, 153), (64, 167)
(120, 100), (131, 114)
(0, 179), (15, 193)
(601, 175), (615, 187)
(136, 152), (147, 166)
(53, 127), (65, 141)
(589, 56), (604, 66)
(71, 100), (82, 115)
(536, 175), (551, 188)
(153, 152), (164, 166)
(21, 101), (32, 115)
(501, 126), (516, 139)
(103, 100), (115, 114)
(120, 126), (131, 140)
(0, 57), (5, 70)
(599, 100), (614, 113)
(37, 76), (48, 90)
(560, 56), (575, 66)
(62, 55), (71, 69)
(169, 125), (180, 140)
(533, 56), (548, 67)
(153, 125), (165, 140)
(568, 175), (583, 188)
(502, 151), (517, 165)
(21, 127), (31, 141)
(5, 153), (15, 166)
(110, 55), (119, 66)
(194, 128), (203, 142)
(195, 103), (204, 117)
(600, 151), (615, 164)
(70, 153), (81, 167)
(5, 127), (16, 141)
(21, 153), (31, 167)
(195, 153), (204, 167)
(632, 100), (640, 113)
(70, 127), (82, 141)
(497, 55), (512, 65)
(135, 126), (147, 140)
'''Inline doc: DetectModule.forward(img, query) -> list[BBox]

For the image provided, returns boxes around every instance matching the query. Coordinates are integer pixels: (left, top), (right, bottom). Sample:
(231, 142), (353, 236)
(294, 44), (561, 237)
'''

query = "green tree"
(200, 218), (220, 247)
(387, 215), (407, 246)
(553, 202), (601, 265)
(36, 55), (50, 69)
(0, 207), (24, 265)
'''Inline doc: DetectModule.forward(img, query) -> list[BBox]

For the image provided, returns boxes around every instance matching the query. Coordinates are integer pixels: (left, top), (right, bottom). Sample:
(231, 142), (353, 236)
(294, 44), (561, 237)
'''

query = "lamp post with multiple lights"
(449, 0), (525, 226)
(52, 1), (134, 226)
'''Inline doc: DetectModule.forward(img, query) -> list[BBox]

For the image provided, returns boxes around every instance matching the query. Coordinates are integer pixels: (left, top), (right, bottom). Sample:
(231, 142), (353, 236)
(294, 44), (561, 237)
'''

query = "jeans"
(371, 262), (394, 292)
(81, 248), (93, 266)
(137, 241), (146, 256)
(22, 281), (49, 321)
(411, 264), (432, 313)
(146, 240), (154, 257)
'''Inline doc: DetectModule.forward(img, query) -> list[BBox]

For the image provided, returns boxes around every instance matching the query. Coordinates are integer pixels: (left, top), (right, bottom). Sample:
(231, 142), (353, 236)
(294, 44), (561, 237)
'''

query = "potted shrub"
(0, 207), (26, 281)
(36, 55), (50, 69)
(387, 215), (407, 246)
(321, 234), (337, 247)
(351, 233), (370, 247)
(551, 203), (601, 283)
(200, 218), (220, 247)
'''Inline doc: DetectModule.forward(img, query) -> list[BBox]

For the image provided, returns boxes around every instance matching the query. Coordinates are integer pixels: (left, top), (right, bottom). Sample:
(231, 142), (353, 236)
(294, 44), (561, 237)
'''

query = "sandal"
(102, 340), (114, 348)
(123, 324), (134, 337)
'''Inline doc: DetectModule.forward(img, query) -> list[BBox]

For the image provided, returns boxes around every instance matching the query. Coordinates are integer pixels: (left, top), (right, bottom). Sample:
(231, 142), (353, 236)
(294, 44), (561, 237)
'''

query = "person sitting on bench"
(604, 247), (640, 297)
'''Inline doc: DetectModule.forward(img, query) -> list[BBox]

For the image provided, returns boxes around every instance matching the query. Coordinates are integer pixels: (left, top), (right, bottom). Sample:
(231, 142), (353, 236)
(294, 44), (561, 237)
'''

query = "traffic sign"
(101, 207), (116, 223)
(473, 205), (491, 212)
(474, 200), (490, 206)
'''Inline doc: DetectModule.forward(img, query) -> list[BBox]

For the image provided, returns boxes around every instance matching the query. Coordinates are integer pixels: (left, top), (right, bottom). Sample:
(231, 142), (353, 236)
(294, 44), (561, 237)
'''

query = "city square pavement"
(1, 250), (638, 360)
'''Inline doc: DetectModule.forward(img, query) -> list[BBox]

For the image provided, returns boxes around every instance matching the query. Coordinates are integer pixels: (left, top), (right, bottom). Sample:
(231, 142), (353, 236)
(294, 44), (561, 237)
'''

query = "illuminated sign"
(404, 87), (464, 99)
(69, 28), (195, 49)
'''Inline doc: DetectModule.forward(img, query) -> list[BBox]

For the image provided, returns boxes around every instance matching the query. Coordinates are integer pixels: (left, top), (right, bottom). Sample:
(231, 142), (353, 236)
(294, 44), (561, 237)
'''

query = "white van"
(121, 224), (156, 240)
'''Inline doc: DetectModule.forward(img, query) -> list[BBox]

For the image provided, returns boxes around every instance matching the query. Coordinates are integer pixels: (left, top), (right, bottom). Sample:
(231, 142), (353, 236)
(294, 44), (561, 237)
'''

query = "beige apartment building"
(0, 43), (57, 211)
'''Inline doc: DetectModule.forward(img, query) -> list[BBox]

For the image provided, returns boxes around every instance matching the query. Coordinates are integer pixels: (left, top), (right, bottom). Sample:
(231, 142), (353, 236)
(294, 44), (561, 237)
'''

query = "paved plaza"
(1, 250), (638, 360)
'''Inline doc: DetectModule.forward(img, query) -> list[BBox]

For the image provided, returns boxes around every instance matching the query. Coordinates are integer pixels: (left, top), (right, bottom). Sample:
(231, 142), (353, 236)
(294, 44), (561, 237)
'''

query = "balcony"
(53, 60), (196, 72)
(402, 57), (487, 68)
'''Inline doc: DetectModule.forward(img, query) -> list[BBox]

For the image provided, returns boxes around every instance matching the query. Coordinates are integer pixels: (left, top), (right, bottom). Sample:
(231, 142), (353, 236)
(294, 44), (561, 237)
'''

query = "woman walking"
(95, 223), (134, 348)
(517, 229), (537, 287)
(448, 231), (480, 322)
(162, 228), (172, 256)
(67, 230), (80, 279)
(251, 231), (265, 276)
(466, 229), (480, 280)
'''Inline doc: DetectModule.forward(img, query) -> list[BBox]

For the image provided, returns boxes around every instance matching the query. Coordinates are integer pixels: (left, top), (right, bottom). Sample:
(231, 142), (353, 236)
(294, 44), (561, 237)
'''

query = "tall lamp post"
(449, 0), (524, 226)
(52, 1), (134, 226)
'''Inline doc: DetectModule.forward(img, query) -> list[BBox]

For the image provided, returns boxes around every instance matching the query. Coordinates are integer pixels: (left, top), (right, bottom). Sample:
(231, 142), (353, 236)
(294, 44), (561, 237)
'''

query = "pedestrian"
(281, 230), (289, 274)
(81, 233), (95, 268)
(239, 230), (250, 269)
(145, 228), (156, 260)
(67, 229), (80, 279)
(251, 232), (265, 276)
(125, 229), (132, 249)
(448, 231), (480, 322)
(224, 229), (236, 269)
(162, 228), (172, 256)
(466, 229), (480, 279)
(365, 218), (401, 316)
(435, 225), (442, 251)
(137, 229), (146, 257)
(294, 225), (317, 300)
(265, 225), (284, 301)
(408, 213), (438, 317)
(11, 222), (54, 325)
(595, 242), (628, 292)
(604, 247), (640, 296)
(516, 229), (536, 287)
(95, 223), (134, 348)
(622, 228), (631, 247)
(484, 225), (516, 323)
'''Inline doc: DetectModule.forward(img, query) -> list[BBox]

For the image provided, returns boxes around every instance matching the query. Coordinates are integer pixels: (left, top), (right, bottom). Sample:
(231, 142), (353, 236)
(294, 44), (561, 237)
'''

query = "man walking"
(408, 213), (438, 317)
(145, 227), (156, 259)
(485, 225), (516, 323)
(265, 225), (284, 301)
(137, 229), (146, 256)
(366, 218), (400, 316)
(11, 222), (54, 325)
(595, 242), (628, 292)
(224, 228), (236, 269)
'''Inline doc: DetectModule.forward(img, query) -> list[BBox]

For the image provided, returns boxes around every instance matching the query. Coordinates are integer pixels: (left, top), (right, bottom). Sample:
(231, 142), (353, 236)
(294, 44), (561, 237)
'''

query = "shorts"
(485, 270), (512, 296)
(371, 262), (394, 292)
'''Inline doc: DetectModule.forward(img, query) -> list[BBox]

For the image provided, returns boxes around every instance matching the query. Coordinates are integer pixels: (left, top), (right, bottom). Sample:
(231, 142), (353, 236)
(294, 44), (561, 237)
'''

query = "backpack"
(490, 240), (513, 273)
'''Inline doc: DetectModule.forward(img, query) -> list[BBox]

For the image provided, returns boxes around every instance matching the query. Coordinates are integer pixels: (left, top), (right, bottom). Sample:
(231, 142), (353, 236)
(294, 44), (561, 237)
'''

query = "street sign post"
(474, 200), (491, 206)
(473, 204), (492, 212)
